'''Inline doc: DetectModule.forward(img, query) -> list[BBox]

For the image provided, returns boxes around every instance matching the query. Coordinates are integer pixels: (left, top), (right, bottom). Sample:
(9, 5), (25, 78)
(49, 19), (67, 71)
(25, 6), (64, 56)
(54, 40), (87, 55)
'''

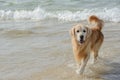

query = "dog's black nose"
(80, 35), (84, 40)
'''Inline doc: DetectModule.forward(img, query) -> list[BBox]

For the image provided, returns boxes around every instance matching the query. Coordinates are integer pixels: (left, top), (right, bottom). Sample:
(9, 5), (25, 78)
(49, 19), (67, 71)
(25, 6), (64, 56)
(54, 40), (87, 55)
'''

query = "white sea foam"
(0, 7), (120, 22)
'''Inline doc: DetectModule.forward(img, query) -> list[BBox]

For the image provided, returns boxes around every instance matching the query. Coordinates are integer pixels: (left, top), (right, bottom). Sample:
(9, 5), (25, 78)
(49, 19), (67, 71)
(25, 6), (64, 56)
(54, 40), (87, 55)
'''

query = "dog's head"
(70, 24), (91, 45)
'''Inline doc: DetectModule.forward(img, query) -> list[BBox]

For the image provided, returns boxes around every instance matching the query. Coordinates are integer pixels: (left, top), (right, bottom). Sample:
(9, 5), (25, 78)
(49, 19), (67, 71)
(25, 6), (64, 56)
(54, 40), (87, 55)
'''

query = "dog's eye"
(76, 30), (79, 33)
(83, 30), (86, 33)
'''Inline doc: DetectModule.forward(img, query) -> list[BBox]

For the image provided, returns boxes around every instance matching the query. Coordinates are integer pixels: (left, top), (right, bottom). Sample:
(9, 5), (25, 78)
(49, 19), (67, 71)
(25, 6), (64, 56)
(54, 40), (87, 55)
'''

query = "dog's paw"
(76, 69), (80, 74)
(91, 59), (97, 64)
(91, 61), (95, 64)
(75, 69), (83, 75)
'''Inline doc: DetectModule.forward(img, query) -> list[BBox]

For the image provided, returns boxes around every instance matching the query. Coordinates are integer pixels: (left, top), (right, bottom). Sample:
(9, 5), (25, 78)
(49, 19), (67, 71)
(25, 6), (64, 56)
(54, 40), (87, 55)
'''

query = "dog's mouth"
(79, 40), (85, 44)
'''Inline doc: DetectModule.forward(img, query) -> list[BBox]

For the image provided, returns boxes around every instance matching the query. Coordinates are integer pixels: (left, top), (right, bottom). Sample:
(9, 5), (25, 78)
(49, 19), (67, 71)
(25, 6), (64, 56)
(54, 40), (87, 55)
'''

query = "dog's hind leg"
(91, 42), (102, 64)
(91, 50), (98, 64)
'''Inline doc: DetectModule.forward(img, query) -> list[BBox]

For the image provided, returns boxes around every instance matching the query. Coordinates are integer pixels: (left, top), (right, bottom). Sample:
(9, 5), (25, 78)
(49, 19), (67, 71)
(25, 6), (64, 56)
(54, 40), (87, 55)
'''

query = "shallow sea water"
(0, 19), (120, 80)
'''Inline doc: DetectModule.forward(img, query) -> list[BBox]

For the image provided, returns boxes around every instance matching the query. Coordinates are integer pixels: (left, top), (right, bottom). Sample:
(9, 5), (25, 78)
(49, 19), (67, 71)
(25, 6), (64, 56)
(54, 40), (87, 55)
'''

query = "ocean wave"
(0, 7), (120, 22)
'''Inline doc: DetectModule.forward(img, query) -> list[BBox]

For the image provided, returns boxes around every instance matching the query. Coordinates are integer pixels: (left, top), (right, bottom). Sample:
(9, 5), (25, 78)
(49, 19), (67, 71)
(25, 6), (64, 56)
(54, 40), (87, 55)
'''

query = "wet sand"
(0, 20), (120, 80)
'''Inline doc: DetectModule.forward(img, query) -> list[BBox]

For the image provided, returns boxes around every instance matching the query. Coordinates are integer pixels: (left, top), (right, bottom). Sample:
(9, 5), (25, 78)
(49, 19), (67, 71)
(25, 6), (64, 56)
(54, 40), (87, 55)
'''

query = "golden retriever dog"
(69, 15), (104, 74)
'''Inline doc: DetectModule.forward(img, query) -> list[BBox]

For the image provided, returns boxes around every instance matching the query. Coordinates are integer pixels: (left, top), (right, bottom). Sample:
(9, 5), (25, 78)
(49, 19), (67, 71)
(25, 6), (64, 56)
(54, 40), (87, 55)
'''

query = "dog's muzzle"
(79, 35), (84, 44)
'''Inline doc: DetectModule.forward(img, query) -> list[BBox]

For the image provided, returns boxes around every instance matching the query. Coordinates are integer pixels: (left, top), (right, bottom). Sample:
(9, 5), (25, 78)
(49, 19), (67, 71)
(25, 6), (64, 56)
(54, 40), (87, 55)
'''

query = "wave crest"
(0, 7), (120, 22)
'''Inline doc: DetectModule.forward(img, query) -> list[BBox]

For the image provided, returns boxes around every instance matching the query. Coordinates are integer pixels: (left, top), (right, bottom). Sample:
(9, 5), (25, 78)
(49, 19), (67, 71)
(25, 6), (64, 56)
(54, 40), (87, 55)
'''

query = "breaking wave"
(0, 7), (120, 22)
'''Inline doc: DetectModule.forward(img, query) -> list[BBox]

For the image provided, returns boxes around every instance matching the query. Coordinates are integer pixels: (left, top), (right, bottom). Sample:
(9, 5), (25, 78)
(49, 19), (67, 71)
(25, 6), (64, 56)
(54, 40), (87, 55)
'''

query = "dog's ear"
(69, 27), (75, 36)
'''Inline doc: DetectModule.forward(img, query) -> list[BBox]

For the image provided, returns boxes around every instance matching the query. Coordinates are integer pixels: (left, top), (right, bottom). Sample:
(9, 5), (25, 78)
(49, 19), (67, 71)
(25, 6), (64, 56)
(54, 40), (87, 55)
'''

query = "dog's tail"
(88, 15), (104, 31)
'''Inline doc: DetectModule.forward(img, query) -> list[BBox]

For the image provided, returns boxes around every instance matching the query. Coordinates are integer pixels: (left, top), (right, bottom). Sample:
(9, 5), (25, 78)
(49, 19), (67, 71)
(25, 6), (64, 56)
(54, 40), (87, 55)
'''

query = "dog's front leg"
(76, 63), (81, 74)
(76, 55), (90, 75)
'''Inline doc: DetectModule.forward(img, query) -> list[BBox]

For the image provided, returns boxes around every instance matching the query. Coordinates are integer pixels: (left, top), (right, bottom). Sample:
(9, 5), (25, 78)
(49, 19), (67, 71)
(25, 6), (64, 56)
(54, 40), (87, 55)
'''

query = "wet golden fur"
(70, 15), (104, 74)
